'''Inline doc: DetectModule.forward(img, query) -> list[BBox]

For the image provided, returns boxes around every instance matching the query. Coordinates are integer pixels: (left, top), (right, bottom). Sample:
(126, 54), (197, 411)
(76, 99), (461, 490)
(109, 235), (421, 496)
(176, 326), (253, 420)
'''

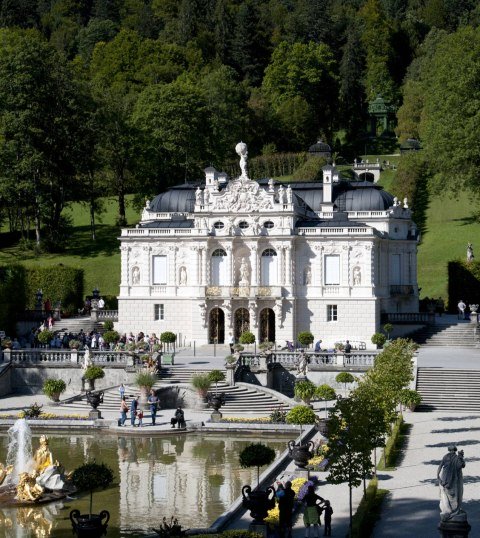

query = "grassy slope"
(0, 196), (139, 296)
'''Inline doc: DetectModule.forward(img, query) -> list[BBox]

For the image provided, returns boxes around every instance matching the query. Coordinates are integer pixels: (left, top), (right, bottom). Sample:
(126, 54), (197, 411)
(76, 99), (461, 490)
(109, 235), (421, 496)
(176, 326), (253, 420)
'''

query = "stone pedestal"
(89, 409), (102, 420)
(438, 519), (471, 537)
(211, 410), (222, 422)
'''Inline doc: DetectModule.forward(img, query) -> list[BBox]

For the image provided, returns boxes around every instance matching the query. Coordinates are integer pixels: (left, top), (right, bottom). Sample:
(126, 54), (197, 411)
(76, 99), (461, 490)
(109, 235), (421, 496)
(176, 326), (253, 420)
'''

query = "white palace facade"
(117, 143), (419, 349)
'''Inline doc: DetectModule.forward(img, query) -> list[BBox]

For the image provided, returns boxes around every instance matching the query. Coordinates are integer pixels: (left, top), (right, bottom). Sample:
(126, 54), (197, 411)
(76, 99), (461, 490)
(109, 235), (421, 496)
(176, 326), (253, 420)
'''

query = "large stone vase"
(70, 509), (110, 538)
(242, 485), (276, 524)
(288, 440), (314, 469)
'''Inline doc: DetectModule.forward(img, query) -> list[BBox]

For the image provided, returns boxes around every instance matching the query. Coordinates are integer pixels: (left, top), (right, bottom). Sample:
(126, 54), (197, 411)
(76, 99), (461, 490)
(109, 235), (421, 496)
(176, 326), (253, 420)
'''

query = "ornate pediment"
(208, 178), (275, 213)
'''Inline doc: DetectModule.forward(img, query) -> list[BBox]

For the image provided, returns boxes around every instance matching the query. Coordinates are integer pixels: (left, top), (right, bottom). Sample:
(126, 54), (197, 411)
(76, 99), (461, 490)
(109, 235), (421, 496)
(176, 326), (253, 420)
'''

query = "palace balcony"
(205, 286), (283, 299)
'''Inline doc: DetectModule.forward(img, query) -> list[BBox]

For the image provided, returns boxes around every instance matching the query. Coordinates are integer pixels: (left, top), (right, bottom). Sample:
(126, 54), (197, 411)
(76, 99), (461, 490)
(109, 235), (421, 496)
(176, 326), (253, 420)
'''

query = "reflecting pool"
(0, 432), (291, 537)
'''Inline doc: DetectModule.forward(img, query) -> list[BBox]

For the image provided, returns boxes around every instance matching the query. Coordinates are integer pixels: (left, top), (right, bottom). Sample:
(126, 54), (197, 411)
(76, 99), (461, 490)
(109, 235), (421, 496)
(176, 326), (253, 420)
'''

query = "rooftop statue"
(235, 142), (249, 179)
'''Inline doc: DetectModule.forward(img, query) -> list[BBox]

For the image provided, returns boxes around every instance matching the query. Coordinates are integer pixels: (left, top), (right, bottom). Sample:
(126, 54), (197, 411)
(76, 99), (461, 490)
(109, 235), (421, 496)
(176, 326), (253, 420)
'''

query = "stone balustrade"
(5, 349), (131, 366)
(238, 350), (377, 369)
(90, 309), (119, 322)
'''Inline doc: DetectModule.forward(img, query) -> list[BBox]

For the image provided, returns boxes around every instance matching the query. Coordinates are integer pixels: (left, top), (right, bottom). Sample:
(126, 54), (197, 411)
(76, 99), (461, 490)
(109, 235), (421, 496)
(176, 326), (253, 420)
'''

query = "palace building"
(117, 143), (419, 349)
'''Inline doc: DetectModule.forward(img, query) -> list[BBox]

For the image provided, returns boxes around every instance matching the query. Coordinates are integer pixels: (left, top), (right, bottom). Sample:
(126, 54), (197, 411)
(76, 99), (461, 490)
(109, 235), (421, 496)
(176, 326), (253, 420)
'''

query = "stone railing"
(381, 312), (435, 325)
(238, 351), (377, 369)
(5, 349), (131, 366)
(90, 309), (119, 322)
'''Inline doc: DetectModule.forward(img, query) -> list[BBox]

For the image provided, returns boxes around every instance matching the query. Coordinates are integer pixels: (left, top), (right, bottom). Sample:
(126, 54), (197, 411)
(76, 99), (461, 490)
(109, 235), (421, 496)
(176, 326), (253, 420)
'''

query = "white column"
(251, 246), (258, 286)
(226, 245), (233, 286)
(285, 246), (292, 285)
(194, 247), (200, 285)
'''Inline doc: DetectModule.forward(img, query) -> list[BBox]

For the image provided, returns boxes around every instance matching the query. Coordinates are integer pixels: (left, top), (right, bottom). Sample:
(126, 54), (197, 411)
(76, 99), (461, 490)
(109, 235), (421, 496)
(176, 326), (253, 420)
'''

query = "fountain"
(0, 419), (73, 505)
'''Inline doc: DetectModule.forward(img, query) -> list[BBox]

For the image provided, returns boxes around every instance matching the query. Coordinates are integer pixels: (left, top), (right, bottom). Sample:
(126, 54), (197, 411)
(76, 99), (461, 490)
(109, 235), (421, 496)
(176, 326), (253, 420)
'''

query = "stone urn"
(86, 391), (104, 410)
(242, 485), (276, 524)
(207, 392), (226, 411)
(70, 509), (110, 538)
(288, 440), (314, 469)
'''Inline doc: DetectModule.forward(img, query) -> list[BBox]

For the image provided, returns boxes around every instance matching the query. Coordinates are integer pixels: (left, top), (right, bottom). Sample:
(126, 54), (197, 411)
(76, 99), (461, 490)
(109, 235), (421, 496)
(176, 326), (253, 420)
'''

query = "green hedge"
(24, 266), (84, 315)
(350, 477), (388, 537)
(378, 415), (405, 470)
(448, 260), (480, 312)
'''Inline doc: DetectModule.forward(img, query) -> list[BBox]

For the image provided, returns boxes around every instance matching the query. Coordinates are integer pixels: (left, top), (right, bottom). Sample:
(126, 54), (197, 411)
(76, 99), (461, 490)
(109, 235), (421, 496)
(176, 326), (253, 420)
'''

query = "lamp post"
(35, 289), (43, 311)
(92, 287), (100, 300)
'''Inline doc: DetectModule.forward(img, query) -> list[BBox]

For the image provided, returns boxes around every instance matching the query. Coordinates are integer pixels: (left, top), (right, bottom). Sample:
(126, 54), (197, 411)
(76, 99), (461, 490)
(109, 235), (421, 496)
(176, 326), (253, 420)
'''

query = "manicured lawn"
(0, 196), (139, 297)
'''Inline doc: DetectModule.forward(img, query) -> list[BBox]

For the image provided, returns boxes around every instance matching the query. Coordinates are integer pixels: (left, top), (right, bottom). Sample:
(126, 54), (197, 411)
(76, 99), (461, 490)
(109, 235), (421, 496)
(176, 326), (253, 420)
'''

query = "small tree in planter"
(297, 331), (314, 348)
(37, 330), (54, 348)
(83, 366), (105, 391)
(239, 443), (276, 488)
(43, 378), (67, 402)
(191, 373), (212, 399)
(103, 320), (114, 331)
(383, 323), (394, 340)
(259, 341), (274, 354)
(160, 331), (177, 352)
(239, 331), (255, 346)
(240, 443), (277, 525)
(335, 372), (355, 397)
(69, 339), (81, 350)
(208, 370), (225, 395)
(294, 380), (317, 406)
(315, 384), (336, 419)
(70, 462), (114, 535)
(225, 355), (237, 366)
(136, 372), (157, 408)
(233, 344), (244, 353)
(286, 405), (316, 468)
(103, 330), (119, 348)
(371, 332), (387, 349)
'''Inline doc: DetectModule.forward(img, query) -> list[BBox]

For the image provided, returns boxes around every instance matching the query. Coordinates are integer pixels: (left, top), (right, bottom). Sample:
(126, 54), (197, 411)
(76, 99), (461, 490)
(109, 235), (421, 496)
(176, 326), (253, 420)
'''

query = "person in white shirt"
(98, 297), (105, 309)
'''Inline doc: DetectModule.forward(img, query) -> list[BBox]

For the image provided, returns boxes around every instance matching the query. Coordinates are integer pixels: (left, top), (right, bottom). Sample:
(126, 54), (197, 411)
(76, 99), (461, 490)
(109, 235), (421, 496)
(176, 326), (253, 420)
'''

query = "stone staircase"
(411, 321), (477, 347)
(52, 316), (104, 336)
(59, 366), (293, 416)
(416, 368), (480, 412)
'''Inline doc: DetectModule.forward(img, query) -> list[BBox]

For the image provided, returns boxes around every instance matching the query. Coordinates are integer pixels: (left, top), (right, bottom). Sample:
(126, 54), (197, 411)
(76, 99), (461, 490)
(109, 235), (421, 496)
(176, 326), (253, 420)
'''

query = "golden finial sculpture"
(34, 436), (54, 473)
(0, 462), (13, 485)
(16, 472), (44, 502)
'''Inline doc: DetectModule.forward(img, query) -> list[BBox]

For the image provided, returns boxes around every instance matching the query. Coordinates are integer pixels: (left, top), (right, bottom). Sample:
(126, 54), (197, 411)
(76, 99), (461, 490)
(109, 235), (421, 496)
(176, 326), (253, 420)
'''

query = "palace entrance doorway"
(209, 307), (225, 344)
(234, 308), (250, 341)
(259, 308), (275, 343)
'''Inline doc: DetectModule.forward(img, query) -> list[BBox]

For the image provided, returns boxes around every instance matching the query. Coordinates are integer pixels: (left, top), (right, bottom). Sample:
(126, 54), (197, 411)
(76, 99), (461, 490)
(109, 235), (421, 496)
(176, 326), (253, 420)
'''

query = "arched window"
(213, 221), (224, 229)
(211, 249), (227, 285)
(263, 221), (274, 229)
(261, 248), (277, 285)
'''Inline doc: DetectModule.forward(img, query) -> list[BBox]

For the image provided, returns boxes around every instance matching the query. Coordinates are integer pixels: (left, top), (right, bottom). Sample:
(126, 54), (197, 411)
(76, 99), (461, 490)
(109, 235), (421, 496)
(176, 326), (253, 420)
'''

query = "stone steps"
(416, 368), (480, 411)
(52, 316), (104, 336)
(412, 323), (477, 347)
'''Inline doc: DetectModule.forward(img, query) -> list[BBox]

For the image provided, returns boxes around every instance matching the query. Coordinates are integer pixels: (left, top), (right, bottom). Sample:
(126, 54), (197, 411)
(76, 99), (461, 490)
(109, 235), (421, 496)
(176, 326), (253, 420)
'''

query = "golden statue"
(16, 472), (44, 502)
(0, 462), (13, 485)
(34, 435), (54, 473)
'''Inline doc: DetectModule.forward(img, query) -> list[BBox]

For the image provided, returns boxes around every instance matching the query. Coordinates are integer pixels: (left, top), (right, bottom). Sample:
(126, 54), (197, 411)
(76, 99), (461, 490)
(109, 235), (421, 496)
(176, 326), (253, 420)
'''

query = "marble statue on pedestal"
(236, 142), (249, 179)
(239, 258), (250, 286)
(467, 243), (474, 262)
(437, 445), (466, 522)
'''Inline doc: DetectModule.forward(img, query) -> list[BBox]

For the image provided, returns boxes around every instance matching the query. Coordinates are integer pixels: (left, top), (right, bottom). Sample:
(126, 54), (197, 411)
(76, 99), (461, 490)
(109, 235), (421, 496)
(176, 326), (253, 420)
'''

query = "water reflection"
(0, 433), (290, 537)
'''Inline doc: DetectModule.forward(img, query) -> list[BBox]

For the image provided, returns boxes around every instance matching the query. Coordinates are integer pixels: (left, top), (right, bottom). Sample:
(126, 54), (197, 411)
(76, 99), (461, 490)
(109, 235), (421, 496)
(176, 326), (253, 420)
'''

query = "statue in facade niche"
(467, 243), (474, 262)
(203, 188), (210, 206)
(132, 266), (140, 285)
(303, 265), (311, 285)
(286, 185), (293, 204)
(236, 141), (249, 178)
(239, 259), (250, 286)
(278, 185), (285, 204)
(179, 266), (187, 285)
(437, 445), (466, 522)
(353, 266), (361, 286)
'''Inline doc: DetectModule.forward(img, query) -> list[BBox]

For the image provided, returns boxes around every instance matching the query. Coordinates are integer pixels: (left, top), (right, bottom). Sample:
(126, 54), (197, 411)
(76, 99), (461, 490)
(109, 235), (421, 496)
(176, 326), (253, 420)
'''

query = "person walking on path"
(323, 500), (333, 536)
(303, 485), (324, 538)
(119, 397), (128, 426)
(344, 340), (352, 354)
(119, 383), (125, 400)
(130, 396), (138, 426)
(278, 480), (295, 538)
(148, 389), (159, 426)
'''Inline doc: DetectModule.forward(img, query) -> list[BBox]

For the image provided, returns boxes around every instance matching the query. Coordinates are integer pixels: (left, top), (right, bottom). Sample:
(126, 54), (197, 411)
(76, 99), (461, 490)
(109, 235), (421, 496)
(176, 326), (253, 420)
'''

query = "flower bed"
(0, 412), (89, 420)
(220, 417), (271, 424)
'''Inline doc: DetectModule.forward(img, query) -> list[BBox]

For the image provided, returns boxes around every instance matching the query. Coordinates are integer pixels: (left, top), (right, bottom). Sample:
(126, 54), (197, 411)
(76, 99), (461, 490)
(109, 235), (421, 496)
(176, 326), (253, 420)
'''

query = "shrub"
(259, 341), (274, 352)
(22, 402), (43, 418)
(0, 265), (26, 335)
(68, 339), (81, 350)
(103, 320), (114, 331)
(37, 331), (54, 345)
(383, 323), (394, 339)
(233, 344), (244, 352)
(399, 389), (422, 410)
(292, 155), (326, 181)
(239, 331), (255, 345)
(103, 330), (119, 345)
(160, 331), (177, 344)
(371, 332), (387, 348)
(335, 372), (355, 394)
(208, 370), (226, 393)
(297, 331), (314, 347)
(286, 405), (317, 427)
(83, 366), (105, 381)
(135, 372), (157, 390)
(269, 408), (287, 424)
(43, 379), (66, 401)
(72, 462), (114, 517)
(315, 384), (336, 401)
(225, 355), (237, 365)
(294, 380), (317, 404)
(239, 443), (276, 486)
(191, 373), (212, 396)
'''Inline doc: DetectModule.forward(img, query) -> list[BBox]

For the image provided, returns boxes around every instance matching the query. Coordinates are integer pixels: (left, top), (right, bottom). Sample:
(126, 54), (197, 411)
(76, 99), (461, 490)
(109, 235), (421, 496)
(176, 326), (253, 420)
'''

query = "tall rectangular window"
(325, 255), (340, 285)
(153, 256), (167, 285)
(154, 304), (164, 321)
(327, 304), (337, 321)
(390, 254), (401, 285)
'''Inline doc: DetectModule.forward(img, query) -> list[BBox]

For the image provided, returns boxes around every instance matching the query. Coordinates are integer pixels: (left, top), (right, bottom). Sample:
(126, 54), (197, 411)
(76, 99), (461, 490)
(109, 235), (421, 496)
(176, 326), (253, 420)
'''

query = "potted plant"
(258, 341), (274, 355)
(335, 372), (355, 397)
(1, 338), (12, 349)
(233, 344), (244, 353)
(69, 339), (81, 350)
(383, 323), (394, 340)
(135, 372), (157, 409)
(315, 384), (336, 421)
(239, 443), (276, 524)
(70, 462), (114, 538)
(297, 331), (314, 348)
(225, 354), (237, 367)
(191, 373), (212, 401)
(286, 405), (316, 468)
(103, 320), (114, 331)
(239, 331), (255, 346)
(37, 330), (54, 348)
(83, 366), (105, 391)
(294, 380), (317, 406)
(371, 332), (387, 349)
(43, 378), (67, 402)
(207, 370), (226, 411)
(160, 331), (177, 349)
(102, 330), (119, 349)
(399, 389), (422, 412)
